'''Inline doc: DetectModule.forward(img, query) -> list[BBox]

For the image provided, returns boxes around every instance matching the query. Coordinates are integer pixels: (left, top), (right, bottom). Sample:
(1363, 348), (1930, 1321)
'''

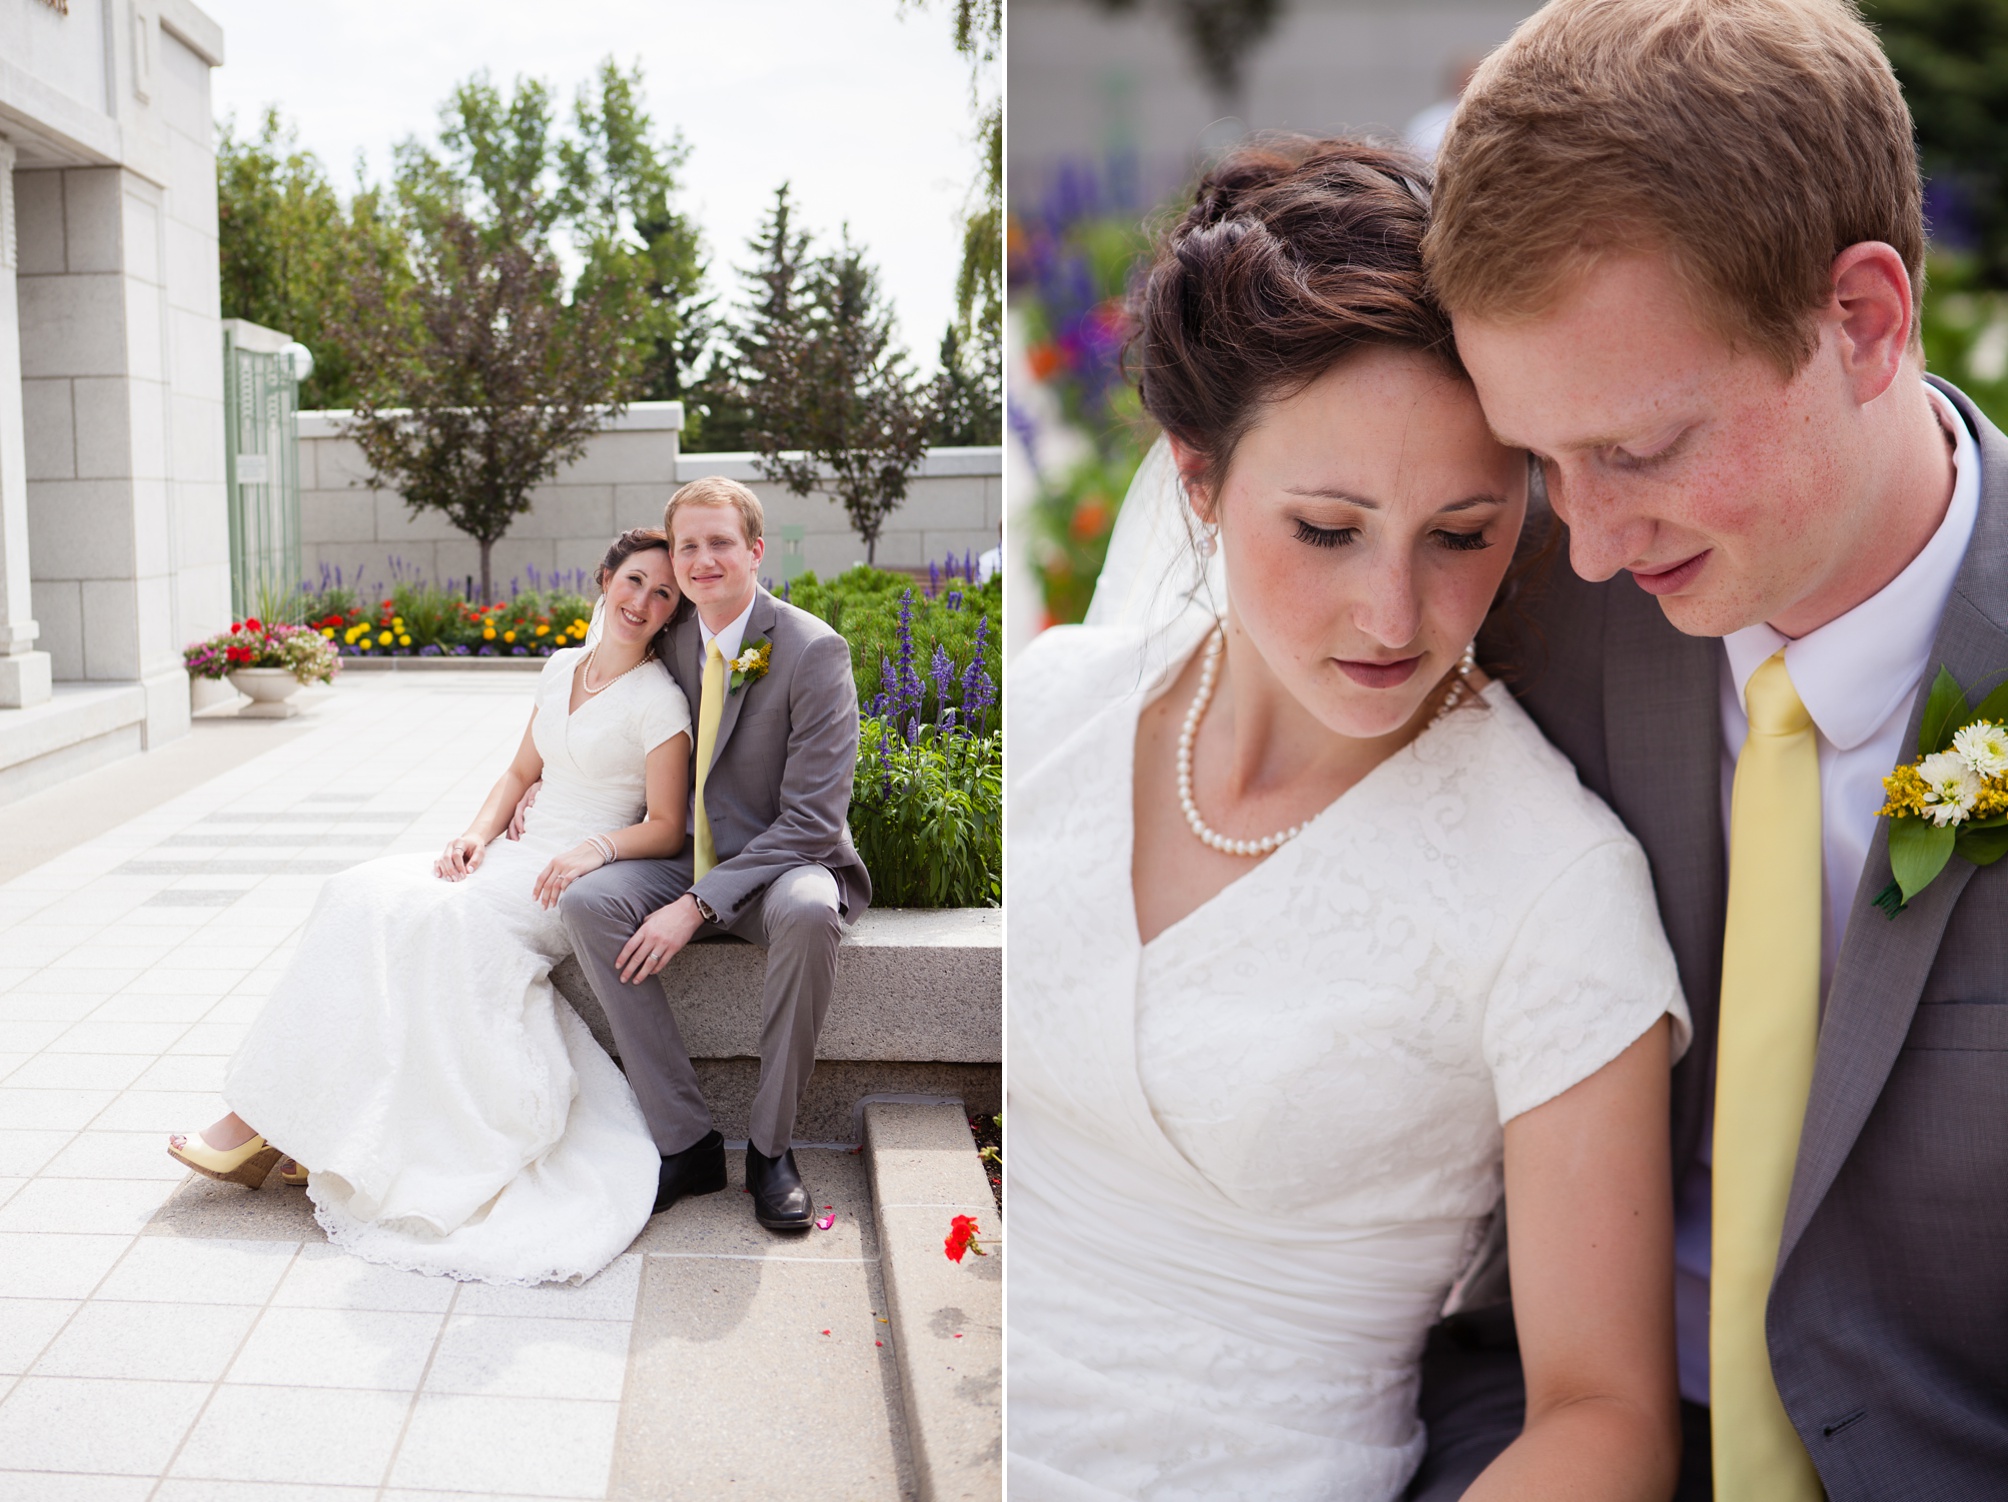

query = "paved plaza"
(0, 672), (922, 1501)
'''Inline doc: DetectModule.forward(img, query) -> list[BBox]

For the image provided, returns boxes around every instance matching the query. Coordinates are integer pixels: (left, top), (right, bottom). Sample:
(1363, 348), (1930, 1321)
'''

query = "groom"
(561, 476), (870, 1231)
(1410, 1), (2008, 1499)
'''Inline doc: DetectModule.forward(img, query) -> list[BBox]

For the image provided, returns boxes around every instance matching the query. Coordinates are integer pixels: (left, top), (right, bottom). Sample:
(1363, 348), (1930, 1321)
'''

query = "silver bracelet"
(589, 833), (618, 865)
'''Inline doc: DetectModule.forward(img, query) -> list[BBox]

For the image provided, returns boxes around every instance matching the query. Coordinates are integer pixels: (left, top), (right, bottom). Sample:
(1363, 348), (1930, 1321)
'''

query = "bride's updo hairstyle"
(594, 527), (682, 668)
(1130, 136), (1455, 498)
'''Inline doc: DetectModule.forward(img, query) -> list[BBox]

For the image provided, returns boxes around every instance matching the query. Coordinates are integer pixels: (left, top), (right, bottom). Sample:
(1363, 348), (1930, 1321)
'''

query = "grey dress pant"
(558, 859), (844, 1160)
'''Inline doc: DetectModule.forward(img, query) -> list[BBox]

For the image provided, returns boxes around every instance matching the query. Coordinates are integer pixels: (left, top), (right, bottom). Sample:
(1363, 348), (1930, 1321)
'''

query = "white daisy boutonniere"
(1874, 667), (2008, 915)
(729, 637), (772, 694)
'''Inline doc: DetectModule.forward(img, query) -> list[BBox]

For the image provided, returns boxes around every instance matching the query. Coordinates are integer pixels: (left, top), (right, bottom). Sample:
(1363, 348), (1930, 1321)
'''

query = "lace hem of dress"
(309, 1191), (614, 1288)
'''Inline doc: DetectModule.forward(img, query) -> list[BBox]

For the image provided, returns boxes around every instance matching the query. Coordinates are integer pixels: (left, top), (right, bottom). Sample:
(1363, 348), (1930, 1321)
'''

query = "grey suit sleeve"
(691, 629), (860, 920)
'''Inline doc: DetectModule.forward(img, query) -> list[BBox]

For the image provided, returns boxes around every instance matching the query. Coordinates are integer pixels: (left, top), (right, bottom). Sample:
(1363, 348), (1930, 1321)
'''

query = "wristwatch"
(692, 894), (720, 925)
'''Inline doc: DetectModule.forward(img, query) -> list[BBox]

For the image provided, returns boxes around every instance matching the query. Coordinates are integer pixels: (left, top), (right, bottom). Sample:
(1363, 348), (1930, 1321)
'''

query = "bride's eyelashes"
(1293, 519), (1357, 549)
(1291, 518), (1492, 552)
(1433, 529), (1492, 552)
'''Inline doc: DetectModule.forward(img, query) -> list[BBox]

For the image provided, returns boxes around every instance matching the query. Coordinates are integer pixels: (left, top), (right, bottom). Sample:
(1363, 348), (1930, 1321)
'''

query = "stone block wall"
(296, 404), (1001, 593)
(7, 4), (227, 748)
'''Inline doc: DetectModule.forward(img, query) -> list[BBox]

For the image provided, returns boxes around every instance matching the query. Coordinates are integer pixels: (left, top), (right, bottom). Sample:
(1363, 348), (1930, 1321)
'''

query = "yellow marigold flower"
(321, 627), (335, 639)
(398, 634), (411, 646)
(504, 630), (517, 643)
(572, 618), (589, 634)
(379, 631), (393, 646)
(393, 617), (405, 629)
(483, 626), (496, 640)
(536, 624), (550, 636)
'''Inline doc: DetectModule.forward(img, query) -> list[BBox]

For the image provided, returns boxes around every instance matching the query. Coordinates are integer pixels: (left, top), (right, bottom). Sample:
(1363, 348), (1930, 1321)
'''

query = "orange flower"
(1069, 497), (1110, 541)
(1026, 341), (1063, 382)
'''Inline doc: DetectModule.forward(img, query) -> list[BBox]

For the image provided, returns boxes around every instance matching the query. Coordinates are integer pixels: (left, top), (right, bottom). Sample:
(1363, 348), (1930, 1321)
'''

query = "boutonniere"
(1874, 667), (2008, 916)
(729, 637), (772, 694)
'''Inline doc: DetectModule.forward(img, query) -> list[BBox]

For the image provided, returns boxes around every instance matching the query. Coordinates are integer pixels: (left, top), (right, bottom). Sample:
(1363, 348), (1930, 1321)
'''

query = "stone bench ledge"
(552, 905), (1000, 1065)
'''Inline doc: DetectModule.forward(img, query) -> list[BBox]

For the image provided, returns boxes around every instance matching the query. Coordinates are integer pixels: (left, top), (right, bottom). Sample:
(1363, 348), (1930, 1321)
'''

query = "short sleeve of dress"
(635, 667), (692, 753)
(1484, 838), (1693, 1124)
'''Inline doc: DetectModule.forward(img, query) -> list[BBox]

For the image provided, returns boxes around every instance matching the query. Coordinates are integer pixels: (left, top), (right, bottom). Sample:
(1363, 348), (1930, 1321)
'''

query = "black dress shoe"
(653, 1129), (727, 1214)
(743, 1143), (812, 1231)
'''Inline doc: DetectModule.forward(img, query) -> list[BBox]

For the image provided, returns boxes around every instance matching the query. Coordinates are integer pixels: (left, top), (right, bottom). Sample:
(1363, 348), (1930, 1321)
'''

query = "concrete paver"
(0, 671), (921, 1499)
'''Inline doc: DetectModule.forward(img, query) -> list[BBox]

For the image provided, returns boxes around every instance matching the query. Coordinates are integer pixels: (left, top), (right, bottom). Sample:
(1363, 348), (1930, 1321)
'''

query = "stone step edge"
(864, 1100), (1002, 1502)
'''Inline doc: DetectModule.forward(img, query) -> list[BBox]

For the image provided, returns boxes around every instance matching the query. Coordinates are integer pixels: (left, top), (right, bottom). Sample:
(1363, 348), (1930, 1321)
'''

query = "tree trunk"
(479, 538), (494, 605)
(865, 532), (877, 566)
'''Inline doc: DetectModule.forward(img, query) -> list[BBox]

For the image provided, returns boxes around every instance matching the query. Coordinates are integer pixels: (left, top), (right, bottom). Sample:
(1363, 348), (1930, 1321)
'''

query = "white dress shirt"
(1675, 381), (1979, 1405)
(698, 594), (758, 671)
(1717, 384), (1978, 984)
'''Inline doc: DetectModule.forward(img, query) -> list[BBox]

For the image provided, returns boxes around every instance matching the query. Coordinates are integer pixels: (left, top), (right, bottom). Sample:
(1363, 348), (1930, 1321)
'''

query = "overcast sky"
(199, 0), (979, 371)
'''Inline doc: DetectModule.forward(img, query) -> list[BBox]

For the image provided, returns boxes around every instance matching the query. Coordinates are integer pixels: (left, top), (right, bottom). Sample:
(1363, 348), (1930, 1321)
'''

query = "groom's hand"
(506, 780), (541, 840)
(616, 894), (704, 984)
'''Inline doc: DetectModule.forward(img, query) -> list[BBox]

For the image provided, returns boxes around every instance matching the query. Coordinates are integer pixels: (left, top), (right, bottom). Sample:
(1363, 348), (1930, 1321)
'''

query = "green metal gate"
(221, 319), (306, 622)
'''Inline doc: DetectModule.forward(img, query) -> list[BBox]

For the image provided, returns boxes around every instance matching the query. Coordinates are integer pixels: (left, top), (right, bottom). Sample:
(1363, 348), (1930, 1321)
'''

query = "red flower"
(228, 621), (242, 634)
(944, 1214), (984, 1263)
(243, 618), (262, 633)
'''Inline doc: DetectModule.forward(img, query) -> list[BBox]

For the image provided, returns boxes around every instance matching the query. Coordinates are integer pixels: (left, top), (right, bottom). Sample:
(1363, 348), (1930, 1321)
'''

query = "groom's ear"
(1828, 241), (1916, 408)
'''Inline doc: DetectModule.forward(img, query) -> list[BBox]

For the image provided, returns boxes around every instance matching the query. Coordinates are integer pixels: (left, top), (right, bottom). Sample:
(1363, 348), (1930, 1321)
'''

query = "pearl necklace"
(581, 643), (650, 695)
(1177, 624), (1479, 858)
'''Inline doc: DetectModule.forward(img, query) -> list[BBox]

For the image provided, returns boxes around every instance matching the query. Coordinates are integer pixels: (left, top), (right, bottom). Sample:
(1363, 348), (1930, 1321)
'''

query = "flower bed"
(301, 576), (597, 659)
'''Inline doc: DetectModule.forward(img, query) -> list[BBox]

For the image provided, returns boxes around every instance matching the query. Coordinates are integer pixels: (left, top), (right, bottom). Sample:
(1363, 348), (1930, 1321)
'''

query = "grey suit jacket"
(1478, 377), (2008, 1499)
(661, 587), (870, 923)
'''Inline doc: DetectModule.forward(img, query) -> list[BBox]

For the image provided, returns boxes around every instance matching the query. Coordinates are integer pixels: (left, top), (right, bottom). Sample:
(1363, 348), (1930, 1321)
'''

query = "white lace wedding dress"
(1006, 616), (1692, 1501)
(225, 647), (690, 1284)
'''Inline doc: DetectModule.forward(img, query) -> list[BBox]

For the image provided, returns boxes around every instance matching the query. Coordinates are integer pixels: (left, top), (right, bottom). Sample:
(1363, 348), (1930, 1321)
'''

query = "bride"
(167, 528), (693, 1285)
(1008, 140), (1690, 1499)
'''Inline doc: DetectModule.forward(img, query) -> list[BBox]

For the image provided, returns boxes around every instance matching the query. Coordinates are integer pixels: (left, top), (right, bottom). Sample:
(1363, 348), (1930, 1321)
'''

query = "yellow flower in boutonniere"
(729, 637), (772, 694)
(1874, 666), (2008, 915)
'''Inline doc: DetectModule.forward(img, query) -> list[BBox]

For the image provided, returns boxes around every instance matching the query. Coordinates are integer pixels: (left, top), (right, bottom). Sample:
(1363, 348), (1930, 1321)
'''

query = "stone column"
(0, 140), (54, 709)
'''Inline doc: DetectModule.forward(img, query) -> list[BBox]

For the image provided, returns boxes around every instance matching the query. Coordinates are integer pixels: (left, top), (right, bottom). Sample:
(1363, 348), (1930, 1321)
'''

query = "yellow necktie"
(1712, 652), (1824, 1501)
(693, 637), (726, 880)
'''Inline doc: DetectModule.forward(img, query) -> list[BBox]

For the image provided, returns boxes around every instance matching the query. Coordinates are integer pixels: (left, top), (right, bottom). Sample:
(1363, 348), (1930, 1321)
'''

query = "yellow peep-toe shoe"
(167, 1131), (283, 1188)
(278, 1158), (310, 1187)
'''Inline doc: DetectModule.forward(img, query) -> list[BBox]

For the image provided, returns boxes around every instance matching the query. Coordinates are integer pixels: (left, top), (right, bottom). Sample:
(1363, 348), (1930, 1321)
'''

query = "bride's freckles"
(1209, 346), (1527, 742)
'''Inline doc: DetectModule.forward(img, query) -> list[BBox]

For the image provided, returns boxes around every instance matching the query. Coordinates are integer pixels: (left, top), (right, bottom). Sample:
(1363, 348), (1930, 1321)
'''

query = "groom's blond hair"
(1424, 0), (1922, 374)
(664, 475), (764, 546)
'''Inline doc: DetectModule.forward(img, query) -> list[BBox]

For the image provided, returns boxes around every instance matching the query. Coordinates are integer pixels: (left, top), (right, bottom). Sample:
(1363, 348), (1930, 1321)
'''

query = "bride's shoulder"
(1007, 622), (1166, 769)
(1452, 685), (1636, 851)
(536, 645), (584, 689)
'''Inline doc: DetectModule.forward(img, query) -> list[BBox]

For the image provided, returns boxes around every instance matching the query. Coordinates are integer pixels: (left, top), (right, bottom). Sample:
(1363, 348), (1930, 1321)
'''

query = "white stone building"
(0, 0), (227, 802)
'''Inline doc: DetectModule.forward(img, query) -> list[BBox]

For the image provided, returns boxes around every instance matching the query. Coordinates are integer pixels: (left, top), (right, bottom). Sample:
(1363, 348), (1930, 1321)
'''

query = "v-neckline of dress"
(1127, 646), (1493, 959)
(566, 648), (639, 720)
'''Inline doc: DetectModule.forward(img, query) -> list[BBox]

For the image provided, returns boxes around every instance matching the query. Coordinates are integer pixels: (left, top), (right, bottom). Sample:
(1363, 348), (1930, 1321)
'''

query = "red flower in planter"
(944, 1214), (985, 1263)
(243, 618), (262, 633)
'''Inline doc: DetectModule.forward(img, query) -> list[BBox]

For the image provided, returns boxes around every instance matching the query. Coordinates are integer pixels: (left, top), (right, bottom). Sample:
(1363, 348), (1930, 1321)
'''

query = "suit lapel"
(706, 590), (779, 774)
(1600, 575), (1726, 1169)
(1779, 378), (2008, 1269)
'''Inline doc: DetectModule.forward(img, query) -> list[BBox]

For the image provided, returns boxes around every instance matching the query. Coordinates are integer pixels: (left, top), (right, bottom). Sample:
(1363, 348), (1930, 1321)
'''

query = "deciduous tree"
(336, 212), (641, 602)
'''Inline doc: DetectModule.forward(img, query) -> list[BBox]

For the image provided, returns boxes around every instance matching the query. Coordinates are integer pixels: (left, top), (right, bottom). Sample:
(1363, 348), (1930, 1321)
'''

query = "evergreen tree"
(926, 321), (1002, 446)
(752, 229), (930, 563)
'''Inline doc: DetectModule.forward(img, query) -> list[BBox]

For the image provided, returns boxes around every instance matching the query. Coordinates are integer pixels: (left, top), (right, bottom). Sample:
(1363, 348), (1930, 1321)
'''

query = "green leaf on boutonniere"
(1954, 823), (2008, 868)
(1969, 678), (2008, 731)
(1889, 816), (1957, 906)
(1920, 666), (1968, 754)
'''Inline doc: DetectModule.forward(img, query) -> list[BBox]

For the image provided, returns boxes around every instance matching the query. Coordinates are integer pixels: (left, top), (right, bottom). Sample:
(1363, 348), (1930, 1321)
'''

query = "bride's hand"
(435, 836), (486, 881)
(532, 842), (606, 910)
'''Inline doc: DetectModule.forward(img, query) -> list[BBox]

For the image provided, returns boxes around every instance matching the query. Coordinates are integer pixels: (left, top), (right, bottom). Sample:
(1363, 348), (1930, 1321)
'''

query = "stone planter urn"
(226, 667), (305, 719)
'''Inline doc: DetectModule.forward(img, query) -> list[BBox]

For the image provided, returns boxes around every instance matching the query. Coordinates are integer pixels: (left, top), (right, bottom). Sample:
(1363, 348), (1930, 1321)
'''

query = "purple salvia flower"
(930, 643), (956, 724)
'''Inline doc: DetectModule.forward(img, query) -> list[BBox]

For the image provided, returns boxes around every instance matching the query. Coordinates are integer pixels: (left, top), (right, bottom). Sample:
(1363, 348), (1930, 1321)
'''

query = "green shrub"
(787, 566), (1000, 734)
(849, 719), (1000, 907)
